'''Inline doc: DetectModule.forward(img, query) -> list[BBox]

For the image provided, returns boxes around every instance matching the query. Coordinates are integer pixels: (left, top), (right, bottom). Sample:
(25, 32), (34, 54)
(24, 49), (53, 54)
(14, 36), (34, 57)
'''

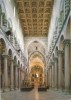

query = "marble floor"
(1, 88), (71, 100)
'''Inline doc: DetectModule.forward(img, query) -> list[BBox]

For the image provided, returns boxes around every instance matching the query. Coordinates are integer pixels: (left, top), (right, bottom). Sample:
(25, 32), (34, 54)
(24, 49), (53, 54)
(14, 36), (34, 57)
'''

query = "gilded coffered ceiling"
(16, 0), (53, 37)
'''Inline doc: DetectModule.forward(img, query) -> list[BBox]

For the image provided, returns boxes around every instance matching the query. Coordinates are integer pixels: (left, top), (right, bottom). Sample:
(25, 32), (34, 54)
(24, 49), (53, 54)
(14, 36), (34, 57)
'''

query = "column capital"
(15, 64), (18, 67)
(50, 61), (54, 66)
(48, 62), (51, 66)
(49, 61), (54, 68)
(11, 59), (14, 62)
(47, 67), (50, 71)
(18, 67), (21, 69)
(48, 64), (52, 68)
(64, 39), (70, 46)
(17, 65), (20, 68)
(58, 50), (64, 55)
(53, 57), (58, 62)
(2, 53), (8, 57)
(8, 55), (13, 61)
(13, 60), (17, 66)
(14, 62), (18, 67)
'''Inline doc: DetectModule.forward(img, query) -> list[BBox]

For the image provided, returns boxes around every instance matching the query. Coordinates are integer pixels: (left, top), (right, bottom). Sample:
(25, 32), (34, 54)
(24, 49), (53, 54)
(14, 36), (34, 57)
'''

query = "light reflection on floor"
(1, 88), (71, 100)
(34, 88), (39, 100)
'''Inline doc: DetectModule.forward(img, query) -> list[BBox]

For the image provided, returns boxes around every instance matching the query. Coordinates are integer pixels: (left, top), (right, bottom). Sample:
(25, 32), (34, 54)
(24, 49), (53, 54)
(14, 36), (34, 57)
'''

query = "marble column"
(64, 39), (70, 90)
(10, 60), (14, 90)
(3, 54), (8, 91)
(17, 68), (19, 89)
(50, 66), (52, 88)
(0, 54), (1, 91)
(54, 57), (58, 89)
(18, 68), (21, 89)
(48, 68), (50, 87)
(51, 62), (55, 88)
(58, 50), (63, 89)
(20, 69), (22, 88)
(15, 66), (18, 89)
(49, 67), (51, 87)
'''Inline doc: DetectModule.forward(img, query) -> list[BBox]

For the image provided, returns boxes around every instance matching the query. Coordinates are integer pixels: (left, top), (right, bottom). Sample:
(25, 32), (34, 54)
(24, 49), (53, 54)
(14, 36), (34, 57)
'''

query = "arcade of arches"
(0, 0), (71, 100)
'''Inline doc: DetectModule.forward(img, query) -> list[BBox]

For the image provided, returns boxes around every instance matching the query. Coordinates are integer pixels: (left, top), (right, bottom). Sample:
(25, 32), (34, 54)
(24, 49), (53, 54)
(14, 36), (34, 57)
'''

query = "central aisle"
(1, 88), (71, 100)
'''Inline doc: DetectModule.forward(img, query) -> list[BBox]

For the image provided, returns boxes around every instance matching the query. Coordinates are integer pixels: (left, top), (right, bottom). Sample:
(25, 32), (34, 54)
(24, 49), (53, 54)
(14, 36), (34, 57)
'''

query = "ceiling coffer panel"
(16, 0), (53, 37)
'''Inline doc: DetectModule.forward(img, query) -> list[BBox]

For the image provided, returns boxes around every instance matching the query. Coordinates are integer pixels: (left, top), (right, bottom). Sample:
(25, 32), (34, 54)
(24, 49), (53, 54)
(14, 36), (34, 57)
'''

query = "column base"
(54, 88), (58, 91)
(63, 88), (70, 92)
(4, 88), (10, 92)
(10, 88), (15, 91)
(0, 89), (4, 93)
(15, 88), (19, 90)
(57, 89), (63, 92)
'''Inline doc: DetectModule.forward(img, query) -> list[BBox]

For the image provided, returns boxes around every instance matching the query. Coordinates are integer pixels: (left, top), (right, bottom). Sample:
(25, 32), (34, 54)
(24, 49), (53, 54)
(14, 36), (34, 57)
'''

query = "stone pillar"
(3, 54), (8, 91)
(46, 68), (48, 87)
(20, 69), (22, 87)
(58, 50), (63, 89)
(10, 60), (14, 90)
(64, 40), (70, 90)
(0, 54), (1, 91)
(54, 57), (58, 89)
(15, 66), (18, 89)
(18, 68), (21, 89)
(49, 67), (51, 87)
(50, 66), (52, 88)
(48, 68), (50, 87)
(51, 62), (55, 88)
(17, 68), (19, 89)
(20, 69), (22, 88)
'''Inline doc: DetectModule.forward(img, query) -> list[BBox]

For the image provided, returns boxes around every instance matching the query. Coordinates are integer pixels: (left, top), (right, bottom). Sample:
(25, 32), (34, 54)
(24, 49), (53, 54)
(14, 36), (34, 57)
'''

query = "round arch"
(26, 39), (46, 51)
(29, 51), (46, 67)
(0, 38), (7, 54)
(29, 51), (45, 61)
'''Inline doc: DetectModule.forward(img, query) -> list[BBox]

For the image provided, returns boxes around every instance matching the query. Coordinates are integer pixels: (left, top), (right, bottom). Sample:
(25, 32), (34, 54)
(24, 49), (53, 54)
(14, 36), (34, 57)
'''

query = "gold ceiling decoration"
(16, 0), (53, 37)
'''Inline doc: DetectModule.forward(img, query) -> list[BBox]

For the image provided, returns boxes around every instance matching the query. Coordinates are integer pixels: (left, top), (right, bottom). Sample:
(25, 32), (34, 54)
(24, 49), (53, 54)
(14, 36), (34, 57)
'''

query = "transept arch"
(26, 39), (46, 53)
